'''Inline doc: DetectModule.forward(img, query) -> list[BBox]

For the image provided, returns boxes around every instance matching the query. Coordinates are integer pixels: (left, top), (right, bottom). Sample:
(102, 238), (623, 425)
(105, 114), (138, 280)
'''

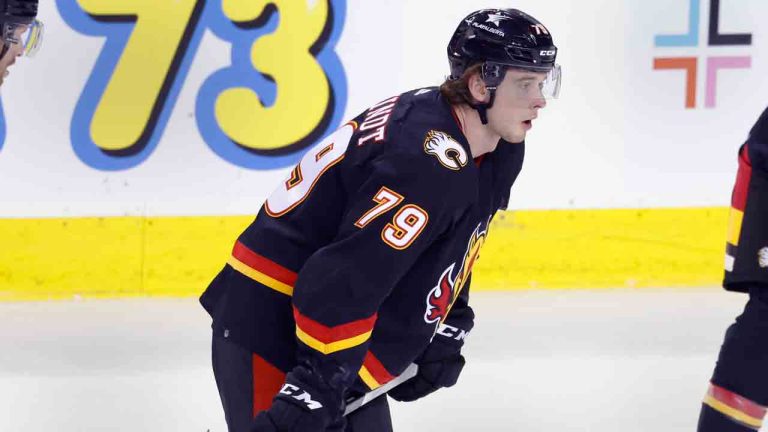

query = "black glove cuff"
(420, 333), (463, 363)
(388, 354), (466, 402)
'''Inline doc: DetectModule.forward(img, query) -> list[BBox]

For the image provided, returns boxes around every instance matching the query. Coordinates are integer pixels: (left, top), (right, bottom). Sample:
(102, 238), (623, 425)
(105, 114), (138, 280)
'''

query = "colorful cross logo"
(653, 0), (752, 108)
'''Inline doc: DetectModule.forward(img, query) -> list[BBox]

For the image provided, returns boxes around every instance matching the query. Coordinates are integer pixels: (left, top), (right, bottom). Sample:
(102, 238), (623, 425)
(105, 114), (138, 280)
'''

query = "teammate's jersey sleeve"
(723, 106), (768, 291)
(748, 106), (768, 173)
(285, 149), (469, 415)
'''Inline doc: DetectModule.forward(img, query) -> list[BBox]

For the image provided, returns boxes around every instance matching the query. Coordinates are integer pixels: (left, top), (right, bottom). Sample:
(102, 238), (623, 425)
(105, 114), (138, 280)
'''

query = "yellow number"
(216, 0), (331, 151)
(77, 0), (200, 151)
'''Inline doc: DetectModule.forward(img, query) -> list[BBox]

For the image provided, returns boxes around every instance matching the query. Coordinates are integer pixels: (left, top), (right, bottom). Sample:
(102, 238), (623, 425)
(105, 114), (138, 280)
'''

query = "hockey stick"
(343, 363), (419, 416)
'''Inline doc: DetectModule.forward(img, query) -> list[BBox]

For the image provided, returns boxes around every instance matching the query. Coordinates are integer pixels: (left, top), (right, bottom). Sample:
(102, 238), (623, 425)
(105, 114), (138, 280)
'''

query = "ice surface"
(0, 289), (761, 431)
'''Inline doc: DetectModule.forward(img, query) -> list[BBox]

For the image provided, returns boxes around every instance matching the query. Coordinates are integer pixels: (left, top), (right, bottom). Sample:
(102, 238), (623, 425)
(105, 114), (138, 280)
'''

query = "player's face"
(487, 69), (548, 143)
(0, 25), (29, 87)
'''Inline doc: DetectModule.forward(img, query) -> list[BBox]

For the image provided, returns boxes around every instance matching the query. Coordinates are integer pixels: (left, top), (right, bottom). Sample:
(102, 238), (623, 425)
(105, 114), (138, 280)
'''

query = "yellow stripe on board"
(473, 207), (728, 290)
(0, 215), (253, 301)
(0, 207), (728, 301)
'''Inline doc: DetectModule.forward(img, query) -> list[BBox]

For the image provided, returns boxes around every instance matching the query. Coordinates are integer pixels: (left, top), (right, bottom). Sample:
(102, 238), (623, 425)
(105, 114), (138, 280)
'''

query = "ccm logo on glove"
(437, 323), (469, 342)
(278, 384), (323, 410)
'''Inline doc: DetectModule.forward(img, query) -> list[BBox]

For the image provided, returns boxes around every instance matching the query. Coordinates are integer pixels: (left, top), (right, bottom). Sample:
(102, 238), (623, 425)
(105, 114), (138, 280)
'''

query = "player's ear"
(467, 72), (489, 104)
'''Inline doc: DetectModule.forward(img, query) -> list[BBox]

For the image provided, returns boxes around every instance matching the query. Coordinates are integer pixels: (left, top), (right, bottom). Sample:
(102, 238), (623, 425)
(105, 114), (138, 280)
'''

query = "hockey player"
(697, 107), (768, 431)
(0, 0), (42, 86)
(201, 8), (561, 432)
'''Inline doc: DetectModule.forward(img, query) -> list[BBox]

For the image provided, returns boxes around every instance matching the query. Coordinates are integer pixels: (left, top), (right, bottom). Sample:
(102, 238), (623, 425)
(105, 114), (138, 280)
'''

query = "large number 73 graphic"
(56, 0), (347, 171)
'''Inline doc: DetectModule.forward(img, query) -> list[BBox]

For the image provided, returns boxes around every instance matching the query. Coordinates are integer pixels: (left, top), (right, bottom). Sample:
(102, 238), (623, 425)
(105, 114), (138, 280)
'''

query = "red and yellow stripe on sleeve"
(725, 145), (752, 271)
(227, 241), (298, 296)
(703, 382), (766, 430)
(358, 351), (395, 390)
(293, 308), (377, 355)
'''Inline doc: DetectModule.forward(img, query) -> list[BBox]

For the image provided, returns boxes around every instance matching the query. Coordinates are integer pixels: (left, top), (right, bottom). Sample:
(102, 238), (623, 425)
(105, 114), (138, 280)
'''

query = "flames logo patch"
(424, 130), (468, 171)
(424, 265), (455, 324)
(424, 223), (487, 325)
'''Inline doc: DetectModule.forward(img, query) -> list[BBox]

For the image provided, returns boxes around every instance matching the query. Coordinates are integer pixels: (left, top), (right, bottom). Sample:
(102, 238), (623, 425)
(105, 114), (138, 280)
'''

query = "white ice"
(1, 289), (763, 432)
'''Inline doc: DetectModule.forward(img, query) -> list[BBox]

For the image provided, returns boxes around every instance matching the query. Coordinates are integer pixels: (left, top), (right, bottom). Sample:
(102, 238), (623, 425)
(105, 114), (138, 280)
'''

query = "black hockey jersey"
(724, 106), (768, 291)
(200, 88), (524, 400)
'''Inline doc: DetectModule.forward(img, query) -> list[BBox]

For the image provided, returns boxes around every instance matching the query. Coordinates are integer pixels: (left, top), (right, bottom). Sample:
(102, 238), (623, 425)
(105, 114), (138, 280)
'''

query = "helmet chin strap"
(470, 87), (497, 125)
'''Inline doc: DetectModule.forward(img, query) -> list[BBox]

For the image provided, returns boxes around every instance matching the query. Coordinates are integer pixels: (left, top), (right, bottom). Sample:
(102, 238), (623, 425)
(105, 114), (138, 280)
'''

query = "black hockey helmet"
(0, 0), (37, 25)
(446, 9), (561, 123)
(0, 0), (42, 58)
(448, 9), (558, 78)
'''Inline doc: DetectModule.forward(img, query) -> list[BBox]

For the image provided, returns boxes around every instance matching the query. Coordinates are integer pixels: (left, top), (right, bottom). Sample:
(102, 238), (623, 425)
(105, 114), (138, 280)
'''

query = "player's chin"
(503, 127), (527, 144)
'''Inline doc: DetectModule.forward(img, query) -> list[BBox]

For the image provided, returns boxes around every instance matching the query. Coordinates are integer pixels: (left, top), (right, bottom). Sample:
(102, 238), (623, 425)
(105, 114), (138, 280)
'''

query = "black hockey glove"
(251, 365), (347, 432)
(388, 336), (466, 402)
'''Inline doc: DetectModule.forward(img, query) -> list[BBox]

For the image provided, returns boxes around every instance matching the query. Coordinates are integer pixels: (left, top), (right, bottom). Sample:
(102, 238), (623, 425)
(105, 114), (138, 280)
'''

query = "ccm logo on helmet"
(540, 50), (556, 56)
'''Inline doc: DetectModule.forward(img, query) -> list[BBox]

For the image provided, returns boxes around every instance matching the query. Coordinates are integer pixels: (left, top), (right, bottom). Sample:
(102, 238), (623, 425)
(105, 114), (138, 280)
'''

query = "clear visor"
(541, 64), (562, 99)
(3, 19), (44, 57)
(510, 64), (561, 100)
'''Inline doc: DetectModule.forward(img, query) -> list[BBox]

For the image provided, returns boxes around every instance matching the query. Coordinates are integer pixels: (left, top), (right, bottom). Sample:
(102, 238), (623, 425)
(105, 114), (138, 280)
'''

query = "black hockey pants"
(211, 332), (394, 432)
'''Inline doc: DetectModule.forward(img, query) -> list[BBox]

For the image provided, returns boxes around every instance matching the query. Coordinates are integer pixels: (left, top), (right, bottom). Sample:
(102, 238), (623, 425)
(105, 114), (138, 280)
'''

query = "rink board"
(1, 2), (761, 301)
(0, 207), (728, 301)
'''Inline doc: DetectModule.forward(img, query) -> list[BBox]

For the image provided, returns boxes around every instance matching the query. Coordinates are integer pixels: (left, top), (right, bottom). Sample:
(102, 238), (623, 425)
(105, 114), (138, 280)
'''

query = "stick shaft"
(344, 363), (418, 416)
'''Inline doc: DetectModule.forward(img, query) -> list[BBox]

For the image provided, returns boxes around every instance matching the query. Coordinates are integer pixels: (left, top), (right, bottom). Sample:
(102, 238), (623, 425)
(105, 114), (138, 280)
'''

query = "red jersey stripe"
(732, 145), (753, 212)
(362, 351), (395, 385)
(708, 382), (767, 420)
(232, 241), (298, 287)
(293, 308), (377, 344)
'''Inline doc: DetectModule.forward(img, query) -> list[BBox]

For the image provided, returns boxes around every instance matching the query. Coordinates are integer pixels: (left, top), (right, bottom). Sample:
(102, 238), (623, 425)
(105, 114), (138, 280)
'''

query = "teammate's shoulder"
(747, 105), (768, 171)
